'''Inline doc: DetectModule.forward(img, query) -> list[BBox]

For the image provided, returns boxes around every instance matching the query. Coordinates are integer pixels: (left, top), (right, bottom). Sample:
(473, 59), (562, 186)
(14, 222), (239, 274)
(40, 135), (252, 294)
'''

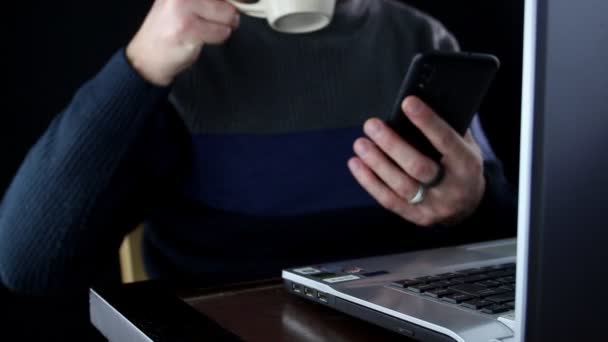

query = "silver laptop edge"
(514, 0), (537, 340)
(283, 238), (517, 342)
(282, 272), (466, 342)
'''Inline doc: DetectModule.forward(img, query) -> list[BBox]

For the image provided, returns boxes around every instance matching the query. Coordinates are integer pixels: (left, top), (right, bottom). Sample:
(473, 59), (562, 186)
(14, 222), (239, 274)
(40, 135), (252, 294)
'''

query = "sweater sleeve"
(0, 50), (189, 295)
(442, 116), (518, 242)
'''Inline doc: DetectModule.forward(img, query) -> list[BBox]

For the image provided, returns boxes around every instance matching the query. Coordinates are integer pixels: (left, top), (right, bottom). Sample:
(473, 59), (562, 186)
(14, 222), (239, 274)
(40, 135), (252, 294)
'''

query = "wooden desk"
(91, 279), (413, 341)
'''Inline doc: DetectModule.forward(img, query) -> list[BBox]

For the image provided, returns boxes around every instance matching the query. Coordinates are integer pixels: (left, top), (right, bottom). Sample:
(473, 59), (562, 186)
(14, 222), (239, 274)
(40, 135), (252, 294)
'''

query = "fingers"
(362, 118), (440, 184)
(184, 0), (238, 45)
(188, 18), (234, 44)
(402, 96), (469, 160)
(349, 102), (487, 227)
(126, 0), (240, 86)
(190, 0), (240, 27)
(348, 158), (423, 222)
(353, 138), (420, 200)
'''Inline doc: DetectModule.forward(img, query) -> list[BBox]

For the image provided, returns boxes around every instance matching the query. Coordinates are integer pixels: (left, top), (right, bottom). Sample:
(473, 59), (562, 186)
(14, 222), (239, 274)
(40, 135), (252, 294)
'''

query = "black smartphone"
(386, 51), (500, 162)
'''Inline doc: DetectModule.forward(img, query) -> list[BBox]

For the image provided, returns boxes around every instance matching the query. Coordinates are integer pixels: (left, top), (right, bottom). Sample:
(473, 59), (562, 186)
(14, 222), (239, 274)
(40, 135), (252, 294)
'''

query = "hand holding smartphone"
(386, 51), (500, 162)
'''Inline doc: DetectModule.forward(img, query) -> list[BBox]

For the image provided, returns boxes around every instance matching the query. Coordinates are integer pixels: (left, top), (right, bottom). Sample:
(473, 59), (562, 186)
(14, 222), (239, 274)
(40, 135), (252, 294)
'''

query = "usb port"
(304, 287), (315, 298)
(292, 283), (302, 293)
(317, 291), (328, 303)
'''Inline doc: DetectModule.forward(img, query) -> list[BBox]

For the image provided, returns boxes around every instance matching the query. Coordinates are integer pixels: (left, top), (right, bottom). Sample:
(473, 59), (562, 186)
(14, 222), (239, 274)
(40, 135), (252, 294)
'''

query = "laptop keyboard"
(391, 263), (516, 315)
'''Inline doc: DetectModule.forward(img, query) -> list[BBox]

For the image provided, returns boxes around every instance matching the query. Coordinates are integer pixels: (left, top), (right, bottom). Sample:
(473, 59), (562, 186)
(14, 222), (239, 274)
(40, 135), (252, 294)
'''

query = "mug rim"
(270, 12), (332, 34)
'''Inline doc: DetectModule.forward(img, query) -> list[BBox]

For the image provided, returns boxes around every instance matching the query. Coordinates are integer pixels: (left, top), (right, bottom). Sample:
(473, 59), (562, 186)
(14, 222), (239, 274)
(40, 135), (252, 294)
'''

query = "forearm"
(0, 50), (173, 294)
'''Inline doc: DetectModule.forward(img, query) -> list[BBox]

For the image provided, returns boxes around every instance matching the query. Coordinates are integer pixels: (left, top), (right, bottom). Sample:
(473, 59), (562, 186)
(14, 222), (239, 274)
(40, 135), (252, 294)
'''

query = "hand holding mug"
(127, 0), (240, 86)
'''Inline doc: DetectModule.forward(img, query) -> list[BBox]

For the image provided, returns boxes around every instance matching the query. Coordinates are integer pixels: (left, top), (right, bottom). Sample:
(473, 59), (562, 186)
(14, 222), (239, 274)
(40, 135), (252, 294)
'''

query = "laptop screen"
(516, 0), (608, 340)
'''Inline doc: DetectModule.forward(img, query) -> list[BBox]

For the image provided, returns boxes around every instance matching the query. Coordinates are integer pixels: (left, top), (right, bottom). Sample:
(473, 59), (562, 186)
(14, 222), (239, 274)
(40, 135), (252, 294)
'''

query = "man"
(1, 0), (514, 305)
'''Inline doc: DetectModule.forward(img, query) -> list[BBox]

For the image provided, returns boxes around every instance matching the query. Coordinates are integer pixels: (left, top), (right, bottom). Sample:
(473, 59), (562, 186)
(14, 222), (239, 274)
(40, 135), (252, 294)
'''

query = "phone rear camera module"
(420, 65), (435, 84)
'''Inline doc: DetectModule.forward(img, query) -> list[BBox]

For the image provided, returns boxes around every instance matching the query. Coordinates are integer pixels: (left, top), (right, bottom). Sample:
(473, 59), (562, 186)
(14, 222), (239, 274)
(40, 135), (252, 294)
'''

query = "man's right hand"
(126, 0), (240, 86)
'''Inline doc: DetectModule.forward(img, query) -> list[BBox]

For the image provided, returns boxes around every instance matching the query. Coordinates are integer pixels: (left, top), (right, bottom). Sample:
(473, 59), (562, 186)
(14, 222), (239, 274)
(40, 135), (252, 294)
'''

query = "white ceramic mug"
(226, 0), (337, 34)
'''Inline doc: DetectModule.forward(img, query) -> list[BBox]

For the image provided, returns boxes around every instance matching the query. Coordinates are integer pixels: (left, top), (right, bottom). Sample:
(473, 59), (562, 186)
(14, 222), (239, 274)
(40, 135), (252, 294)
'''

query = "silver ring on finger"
(408, 184), (427, 205)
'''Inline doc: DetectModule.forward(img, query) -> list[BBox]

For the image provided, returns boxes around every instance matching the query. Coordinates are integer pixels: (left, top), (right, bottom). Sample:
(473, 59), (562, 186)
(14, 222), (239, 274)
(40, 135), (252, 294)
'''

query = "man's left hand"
(348, 96), (485, 227)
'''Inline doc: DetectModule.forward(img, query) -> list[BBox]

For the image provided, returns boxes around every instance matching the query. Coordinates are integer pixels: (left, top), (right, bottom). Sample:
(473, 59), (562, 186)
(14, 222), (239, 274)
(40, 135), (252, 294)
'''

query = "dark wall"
(2, 0), (152, 195)
(1, 0), (523, 196)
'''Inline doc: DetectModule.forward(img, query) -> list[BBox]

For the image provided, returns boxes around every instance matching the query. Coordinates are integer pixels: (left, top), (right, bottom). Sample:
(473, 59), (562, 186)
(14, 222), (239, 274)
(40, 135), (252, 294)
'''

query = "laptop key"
(486, 292), (516, 304)
(407, 283), (443, 293)
(442, 293), (475, 304)
(477, 288), (509, 297)
(499, 284), (515, 291)
(424, 288), (455, 298)
(492, 270), (515, 278)
(506, 301), (515, 309)
(497, 276), (516, 284)
(481, 304), (510, 314)
(392, 279), (422, 288)
(434, 272), (460, 280)
(413, 276), (433, 282)
(493, 263), (516, 270)
(461, 274), (493, 283)
(424, 276), (444, 282)
(427, 273), (459, 282)
(476, 280), (502, 288)
(449, 283), (488, 296)
(445, 278), (466, 285)
(461, 299), (494, 310)
(427, 281), (452, 288)
(488, 271), (513, 278)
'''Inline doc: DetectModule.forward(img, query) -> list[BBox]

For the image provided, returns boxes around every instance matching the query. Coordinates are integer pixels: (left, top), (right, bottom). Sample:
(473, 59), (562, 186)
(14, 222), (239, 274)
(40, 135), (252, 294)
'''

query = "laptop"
(282, 239), (517, 341)
(282, 0), (608, 341)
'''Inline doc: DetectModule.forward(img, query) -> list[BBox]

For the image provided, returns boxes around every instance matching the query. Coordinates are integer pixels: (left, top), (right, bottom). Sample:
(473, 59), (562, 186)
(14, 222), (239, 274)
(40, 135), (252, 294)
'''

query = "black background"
(1, 0), (523, 340)
(2, 1), (151, 195)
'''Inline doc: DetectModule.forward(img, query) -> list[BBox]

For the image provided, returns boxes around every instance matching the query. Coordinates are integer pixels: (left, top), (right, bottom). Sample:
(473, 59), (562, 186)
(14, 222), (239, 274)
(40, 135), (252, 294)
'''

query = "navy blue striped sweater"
(0, 0), (516, 294)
